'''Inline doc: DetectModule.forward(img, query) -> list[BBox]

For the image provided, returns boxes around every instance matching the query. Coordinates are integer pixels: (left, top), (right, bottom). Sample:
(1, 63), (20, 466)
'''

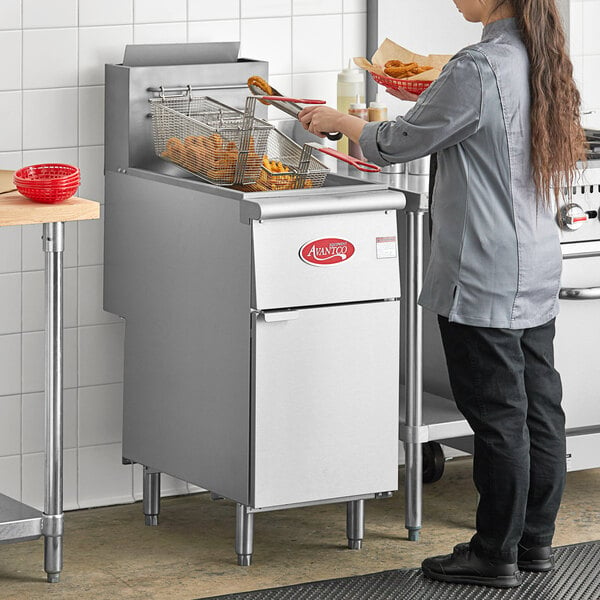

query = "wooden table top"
(0, 193), (100, 227)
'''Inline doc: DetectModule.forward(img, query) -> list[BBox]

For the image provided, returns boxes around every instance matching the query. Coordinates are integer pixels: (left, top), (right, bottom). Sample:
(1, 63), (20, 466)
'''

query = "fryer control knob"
(560, 203), (588, 231)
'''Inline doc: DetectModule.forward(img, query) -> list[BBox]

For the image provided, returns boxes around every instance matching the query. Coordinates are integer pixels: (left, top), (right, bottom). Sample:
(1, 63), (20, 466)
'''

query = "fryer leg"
(143, 466), (161, 526)
(346, 499), (364, 550)
(235, 503), (254, 566)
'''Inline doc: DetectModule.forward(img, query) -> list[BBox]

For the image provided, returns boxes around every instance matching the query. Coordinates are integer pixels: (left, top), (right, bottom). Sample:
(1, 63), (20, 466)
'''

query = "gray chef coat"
(360, 18), (562, 329)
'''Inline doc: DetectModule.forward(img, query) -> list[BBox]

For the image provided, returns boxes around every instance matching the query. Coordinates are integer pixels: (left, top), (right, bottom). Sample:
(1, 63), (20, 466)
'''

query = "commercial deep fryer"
(103, 43), (406, 565)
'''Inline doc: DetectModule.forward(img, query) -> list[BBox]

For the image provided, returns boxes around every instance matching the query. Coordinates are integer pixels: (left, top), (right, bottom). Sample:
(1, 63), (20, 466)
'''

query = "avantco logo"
(299, 237), (355, 266)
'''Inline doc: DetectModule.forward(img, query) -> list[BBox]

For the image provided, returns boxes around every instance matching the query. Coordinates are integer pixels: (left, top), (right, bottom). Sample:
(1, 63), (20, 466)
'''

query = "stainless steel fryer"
(103, 43), (406, 566)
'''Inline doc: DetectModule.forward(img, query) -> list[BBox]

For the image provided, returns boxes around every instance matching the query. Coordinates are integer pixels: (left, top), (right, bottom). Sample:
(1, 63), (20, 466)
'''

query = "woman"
(299, 0), (586, 589)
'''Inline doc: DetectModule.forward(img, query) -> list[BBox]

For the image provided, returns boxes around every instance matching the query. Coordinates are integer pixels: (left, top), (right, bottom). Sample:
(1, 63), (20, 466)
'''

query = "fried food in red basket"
(383, 60), (433, 79)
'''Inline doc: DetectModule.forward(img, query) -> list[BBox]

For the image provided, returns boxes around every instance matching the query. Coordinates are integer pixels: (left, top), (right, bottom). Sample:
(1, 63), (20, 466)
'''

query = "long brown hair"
(495, 0), (587, 209)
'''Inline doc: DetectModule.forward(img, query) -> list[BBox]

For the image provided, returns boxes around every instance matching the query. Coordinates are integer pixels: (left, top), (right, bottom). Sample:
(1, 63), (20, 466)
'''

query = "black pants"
(437, 315), (566, 563)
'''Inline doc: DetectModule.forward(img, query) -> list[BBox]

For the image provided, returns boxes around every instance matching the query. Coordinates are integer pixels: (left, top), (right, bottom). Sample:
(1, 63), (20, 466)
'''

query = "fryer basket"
(239, 128), (330, 192)
(150, 94), (273, 186)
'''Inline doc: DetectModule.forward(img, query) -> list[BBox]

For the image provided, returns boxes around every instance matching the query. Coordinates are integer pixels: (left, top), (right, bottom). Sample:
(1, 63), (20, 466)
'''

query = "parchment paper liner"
(354, 38), (452, 81)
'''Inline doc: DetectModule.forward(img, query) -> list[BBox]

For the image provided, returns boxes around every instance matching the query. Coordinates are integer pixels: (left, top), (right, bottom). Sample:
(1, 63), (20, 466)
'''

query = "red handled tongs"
(249, 91), (343, 141)
(300, 142), (381, 173)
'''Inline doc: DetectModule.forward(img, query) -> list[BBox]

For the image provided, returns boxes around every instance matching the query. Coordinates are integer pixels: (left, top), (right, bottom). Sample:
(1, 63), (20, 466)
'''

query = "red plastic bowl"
(15, 181), (80, 203)
(14, 172), (80, 184)
(13, 163), (80, 203)
(14, 163), (79, 182)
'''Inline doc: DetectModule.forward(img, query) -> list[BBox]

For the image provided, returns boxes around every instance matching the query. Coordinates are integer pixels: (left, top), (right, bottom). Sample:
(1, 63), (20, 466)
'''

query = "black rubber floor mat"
(201, 541), (600, 600)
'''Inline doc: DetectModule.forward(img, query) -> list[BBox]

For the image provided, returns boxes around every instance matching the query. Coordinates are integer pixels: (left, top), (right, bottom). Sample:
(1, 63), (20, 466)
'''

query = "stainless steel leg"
(405, 210), (424, 542)
(43, 222), (65, 583)
(346, 499), (364, 550)
(143, 467), (161, 526)
(235, 503), (254, 566)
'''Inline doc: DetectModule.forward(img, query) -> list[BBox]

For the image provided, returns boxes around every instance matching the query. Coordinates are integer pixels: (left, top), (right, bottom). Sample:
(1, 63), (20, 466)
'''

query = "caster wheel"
(422, 441), (445, 483)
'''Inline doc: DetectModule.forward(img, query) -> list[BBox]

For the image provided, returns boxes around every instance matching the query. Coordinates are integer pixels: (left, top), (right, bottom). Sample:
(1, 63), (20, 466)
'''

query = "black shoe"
(421, 543), (522, 588)
(517, 544), (554, 572)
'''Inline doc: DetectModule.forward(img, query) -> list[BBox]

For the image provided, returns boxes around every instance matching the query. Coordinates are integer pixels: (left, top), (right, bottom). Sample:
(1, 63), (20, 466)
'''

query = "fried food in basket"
(161, 134), (261, 183)
(246, 154), (313, 191)
(262, 155), (291, 174)
(247, 76), (273, 95)
(383, 60), (433, 79)
(247, 76), (274, 105)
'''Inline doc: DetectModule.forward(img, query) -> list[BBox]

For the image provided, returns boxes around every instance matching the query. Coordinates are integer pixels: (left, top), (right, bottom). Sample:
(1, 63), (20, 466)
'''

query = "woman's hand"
(298, 105), (344, 138)
(385, 87), (419, 102)
(298, 106), (369, 144)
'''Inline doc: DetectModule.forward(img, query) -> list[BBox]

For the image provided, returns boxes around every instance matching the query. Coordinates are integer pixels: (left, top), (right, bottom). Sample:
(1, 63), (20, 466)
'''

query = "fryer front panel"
(251, 300), (400, 509)
(252, 210), (401, 310)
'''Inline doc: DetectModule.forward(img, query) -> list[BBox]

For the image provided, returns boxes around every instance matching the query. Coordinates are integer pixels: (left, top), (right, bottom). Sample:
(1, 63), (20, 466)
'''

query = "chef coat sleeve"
(359, 51), (482, 166)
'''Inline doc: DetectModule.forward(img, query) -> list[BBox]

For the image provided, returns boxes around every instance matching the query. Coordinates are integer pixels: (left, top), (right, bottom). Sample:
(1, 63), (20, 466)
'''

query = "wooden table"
(0, 192), (99, 582)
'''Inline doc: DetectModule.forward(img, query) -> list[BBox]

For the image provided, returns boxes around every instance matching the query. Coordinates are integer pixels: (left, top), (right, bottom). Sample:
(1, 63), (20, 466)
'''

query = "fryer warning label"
(376, 236), (397, 259)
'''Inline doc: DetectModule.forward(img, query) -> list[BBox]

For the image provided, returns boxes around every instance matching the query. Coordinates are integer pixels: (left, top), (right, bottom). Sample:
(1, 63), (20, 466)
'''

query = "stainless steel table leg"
(235, 503), (254, 566)
(405, 210), (424, 542)
(143, 467), (161, 526)
(42, 222), (65, 583)
(346, 499), (364, 550)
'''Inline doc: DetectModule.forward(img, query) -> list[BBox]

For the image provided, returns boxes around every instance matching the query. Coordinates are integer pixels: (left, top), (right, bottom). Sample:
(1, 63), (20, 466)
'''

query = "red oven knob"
(560, 203), (588, 231)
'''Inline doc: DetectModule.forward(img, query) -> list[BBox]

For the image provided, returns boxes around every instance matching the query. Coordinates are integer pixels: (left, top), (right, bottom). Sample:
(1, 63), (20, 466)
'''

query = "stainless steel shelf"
(399, 387), (472, 443)
(0, 493), (42, 544)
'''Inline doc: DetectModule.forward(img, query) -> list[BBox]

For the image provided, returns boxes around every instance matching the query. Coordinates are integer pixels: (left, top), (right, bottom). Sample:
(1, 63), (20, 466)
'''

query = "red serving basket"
(370, 72), (433, 96)
(13, 164), (80, 203)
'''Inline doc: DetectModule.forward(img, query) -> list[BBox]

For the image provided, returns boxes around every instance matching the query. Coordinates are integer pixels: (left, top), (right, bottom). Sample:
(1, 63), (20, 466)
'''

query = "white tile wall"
(0, 0), (22, 31)
(0, 456), (21, 500)
(190, 0), (240, 21)
(0, 334), (21, 396)
(0, 395), (21, 456)
(79, 26), (133, 86)
(0, 0), (370, 511)
(188, 20), (240, 44)
(23, 89), (79, 149)
(0, 152), (23, 171)
(292, 15), (343, 73)
(0, 92), (22, 152)
(79, 87), (105, 147)
(0, 274), (21, 335)
(23, 29), (78, 90)
(78, 443), (133, 508)
(294, 0), (343, 15)
(241, 0), (292, 18)
(79, 0), (133, 27)
(78, 383), (123, 446)
(240, 18), (292, 75)
(78, 146), (105, 205)
(134, 22), (188, 45)
(133, 0), (187, 24)
(0, 227), (21, 274)
(0, 31), (22, 90)
(22, 0), (77, 29)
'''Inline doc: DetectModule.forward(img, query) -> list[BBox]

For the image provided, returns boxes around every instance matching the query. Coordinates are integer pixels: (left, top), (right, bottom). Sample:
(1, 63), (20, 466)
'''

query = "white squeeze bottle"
(368, 93), (388, 123)
(337, 59), (365, 154)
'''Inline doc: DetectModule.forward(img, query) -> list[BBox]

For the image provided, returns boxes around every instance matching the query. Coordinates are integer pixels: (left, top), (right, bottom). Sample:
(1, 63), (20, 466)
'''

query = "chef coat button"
(402, 131), (408, 136)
